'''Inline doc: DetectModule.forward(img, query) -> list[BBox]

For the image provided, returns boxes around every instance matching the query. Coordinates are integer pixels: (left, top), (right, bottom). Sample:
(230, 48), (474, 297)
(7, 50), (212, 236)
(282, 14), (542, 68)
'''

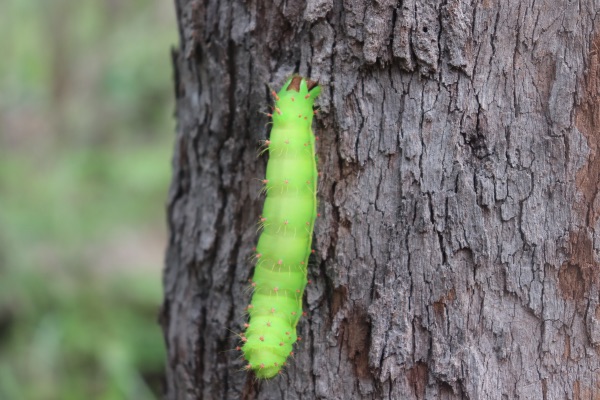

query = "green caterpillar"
(241, 76), (321, 378)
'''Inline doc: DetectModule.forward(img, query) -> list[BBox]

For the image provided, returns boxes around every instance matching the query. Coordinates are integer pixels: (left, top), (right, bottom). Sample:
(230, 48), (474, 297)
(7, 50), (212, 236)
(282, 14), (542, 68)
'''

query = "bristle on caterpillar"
(240, 76), (321, 379)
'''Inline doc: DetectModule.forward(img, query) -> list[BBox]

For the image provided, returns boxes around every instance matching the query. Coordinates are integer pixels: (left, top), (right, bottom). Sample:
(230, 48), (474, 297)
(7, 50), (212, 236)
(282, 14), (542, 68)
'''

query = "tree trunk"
(161, 0), (600, 398)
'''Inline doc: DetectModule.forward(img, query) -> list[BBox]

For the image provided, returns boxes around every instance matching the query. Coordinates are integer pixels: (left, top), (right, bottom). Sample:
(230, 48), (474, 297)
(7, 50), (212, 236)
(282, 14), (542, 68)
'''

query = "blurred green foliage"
(0, 0), (176, 399)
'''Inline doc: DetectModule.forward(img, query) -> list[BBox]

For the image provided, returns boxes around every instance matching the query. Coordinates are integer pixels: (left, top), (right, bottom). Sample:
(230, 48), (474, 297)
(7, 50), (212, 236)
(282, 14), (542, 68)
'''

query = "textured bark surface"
(161, 0), (600, 398)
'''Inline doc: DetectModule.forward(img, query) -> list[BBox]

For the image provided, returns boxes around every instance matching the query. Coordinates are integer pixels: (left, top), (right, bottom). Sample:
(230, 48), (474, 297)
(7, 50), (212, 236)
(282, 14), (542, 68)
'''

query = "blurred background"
(0, 0), (177, 399)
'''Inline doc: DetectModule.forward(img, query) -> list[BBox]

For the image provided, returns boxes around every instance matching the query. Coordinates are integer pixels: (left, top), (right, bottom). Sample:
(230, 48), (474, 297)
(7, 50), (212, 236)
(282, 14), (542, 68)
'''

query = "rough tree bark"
(161, 0), (600, 398)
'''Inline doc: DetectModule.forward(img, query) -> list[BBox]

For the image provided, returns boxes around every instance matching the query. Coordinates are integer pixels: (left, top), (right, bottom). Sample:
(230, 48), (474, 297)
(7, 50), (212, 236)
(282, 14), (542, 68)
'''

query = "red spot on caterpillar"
(315, 136), (319, 140)
(273, 287), (279, 293)
(266, 321), (272, 327)
(252, 247), (256, 251)
(245, 364), (252, 370)
(265, 140), (271, 145)
(259, 336), (264, 342)
(291, 97), (295, 102)
(270, 308), (276, 313)
(262, 179), (268, 184)
(244, 323), (250, 328)
(251, 282), (256, 287)
(279, 342), (284, 346)
(271, 90), (279, 100)
(285, 331), (290, 335)
(308, 280), (312, 284)
(298, 114), (302, 118)
(305, 221), (310, 225)
(283, 220), (289, 225)
(314, 110), (319, 115)
(242, 337), (248, 342)
(311, 249), (315, 254)
(236, 346), (241, 351)
(298, 336), (302, 341)
(300, 261), (305, 265)
(284, 139), (289, 144)
(277, 259), (283, 265)
(291, 311), (296, 316)
(275, 107), (281, 115)
(247, 304), (254, 309)
(260, 363), (265, 369)
(302, 311), (307, 317)
(284, 179), (289, 184)
(255, 253), (261, 258)
(296, 289), (300, 293)
(304, 142), (308, 146)
(304, 116), (307, 120)
(304, 94), (310, 99)
(317, 213), (321, 217)
(267, 113), (272, 117)
(290, 351), (295, 356)
(274, 362), (278, 367)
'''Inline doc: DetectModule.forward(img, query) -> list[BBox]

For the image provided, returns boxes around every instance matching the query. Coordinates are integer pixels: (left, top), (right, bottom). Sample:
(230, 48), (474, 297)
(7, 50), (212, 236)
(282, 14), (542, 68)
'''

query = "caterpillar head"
(272, 76), (320, 129)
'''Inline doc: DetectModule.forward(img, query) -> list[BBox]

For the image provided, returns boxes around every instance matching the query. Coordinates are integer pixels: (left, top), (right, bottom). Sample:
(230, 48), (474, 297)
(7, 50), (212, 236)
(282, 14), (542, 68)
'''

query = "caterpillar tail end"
(242, 346), (287, 378)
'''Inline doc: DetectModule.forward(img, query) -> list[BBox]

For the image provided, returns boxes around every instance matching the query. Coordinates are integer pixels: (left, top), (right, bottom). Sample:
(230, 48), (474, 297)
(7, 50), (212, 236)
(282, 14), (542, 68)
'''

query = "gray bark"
(161, 0), (600, 398)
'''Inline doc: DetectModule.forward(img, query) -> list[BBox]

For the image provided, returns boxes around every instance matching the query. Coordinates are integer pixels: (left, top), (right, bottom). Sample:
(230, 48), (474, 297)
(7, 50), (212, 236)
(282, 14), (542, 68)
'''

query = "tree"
(160, 0), (600, 398)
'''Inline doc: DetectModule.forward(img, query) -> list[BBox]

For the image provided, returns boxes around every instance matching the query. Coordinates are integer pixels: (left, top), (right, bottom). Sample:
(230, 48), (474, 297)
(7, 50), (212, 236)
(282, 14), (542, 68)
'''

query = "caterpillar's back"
(241, 76), (320, 379)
